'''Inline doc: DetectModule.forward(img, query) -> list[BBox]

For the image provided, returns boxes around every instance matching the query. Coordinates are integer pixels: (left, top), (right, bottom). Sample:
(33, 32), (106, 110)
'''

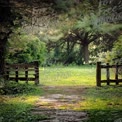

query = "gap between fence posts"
(25, 66), (28, 84)
(96, 62), (101, 87)
(15, 66), (18, 83)
(115, 63), (119, 85)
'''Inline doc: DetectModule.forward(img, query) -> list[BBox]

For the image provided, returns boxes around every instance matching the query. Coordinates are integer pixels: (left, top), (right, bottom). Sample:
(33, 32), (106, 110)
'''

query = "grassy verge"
(0, 82), (47, 122)
(82, 86), (122, 122)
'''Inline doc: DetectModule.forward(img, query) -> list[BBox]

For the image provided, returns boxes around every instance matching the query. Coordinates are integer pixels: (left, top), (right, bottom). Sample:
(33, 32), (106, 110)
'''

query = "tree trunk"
(64, 41), (76, 65)
(82, 43), (89, 64)
(77, 44), (83, 65)
(67, 40), (70, 56)
(0, 39), (7, 77)
(0, 0), (12, 78)
(0, 46), (4, 77)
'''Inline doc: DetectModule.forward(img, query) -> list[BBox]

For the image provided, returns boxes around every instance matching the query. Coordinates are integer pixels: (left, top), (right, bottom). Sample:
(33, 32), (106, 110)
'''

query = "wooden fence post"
(34, 61), (39, 85)
(115, 63), (119, 85)
(96, 62), (101, 86)
(15, 66), (18, 82)
(25, 66), (28, 84)
(106, 63), (110, 85)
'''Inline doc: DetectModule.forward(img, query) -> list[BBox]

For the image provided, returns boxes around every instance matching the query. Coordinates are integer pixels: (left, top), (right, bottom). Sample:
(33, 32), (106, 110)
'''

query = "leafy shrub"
(0, 81), (47, 122)
(0, 104), (48, 122)
(0, 81), (37, 95)
(89, 51), (113, 64)
(111, 35), (122, 64)
(6, 33), (47, 66)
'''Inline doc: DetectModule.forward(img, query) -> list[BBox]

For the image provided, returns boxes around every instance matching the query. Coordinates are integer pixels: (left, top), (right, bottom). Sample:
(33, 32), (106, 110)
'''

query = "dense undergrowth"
(0, 82), (36, 95)
(0, 82), (47, 122)
(85, 86), (122, 122)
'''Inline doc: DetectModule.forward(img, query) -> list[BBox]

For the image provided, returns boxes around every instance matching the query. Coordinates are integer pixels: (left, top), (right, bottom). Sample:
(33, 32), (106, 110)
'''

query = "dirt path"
(31, 86), (88, 122)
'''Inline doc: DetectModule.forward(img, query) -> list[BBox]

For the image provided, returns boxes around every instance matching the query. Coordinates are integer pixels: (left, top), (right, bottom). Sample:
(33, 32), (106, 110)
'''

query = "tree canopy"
(0, 0), (122, 76)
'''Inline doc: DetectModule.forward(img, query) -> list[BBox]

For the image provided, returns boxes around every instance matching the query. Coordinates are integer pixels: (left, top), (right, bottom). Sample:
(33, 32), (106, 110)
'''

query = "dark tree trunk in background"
(82, 43), (89, 64)
(77, 44), (83, 65)
(64, 41), (76, 65)
(67, 40), (70, 56)
(82, 40), (89, 64)
(0, 0), (12, 78)
(0, 39), (7, 77)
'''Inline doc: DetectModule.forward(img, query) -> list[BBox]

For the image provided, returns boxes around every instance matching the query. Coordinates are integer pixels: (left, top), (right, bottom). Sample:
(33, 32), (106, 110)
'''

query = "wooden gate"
(4, 61), (39, 85)
(96, 62), (122, 86)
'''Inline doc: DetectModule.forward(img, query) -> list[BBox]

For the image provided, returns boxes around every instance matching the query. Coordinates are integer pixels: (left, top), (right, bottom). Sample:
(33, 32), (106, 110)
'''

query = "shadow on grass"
(84, 85), (122, 122)
(0, 102), (48, 122)
(0, 82), (46, 122)
(86, 109), (122, 122)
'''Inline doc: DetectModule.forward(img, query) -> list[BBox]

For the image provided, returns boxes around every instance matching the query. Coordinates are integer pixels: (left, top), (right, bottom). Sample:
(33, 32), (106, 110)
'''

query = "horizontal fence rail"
(4, 61), (39, 85)
(96, 62), (122, 86)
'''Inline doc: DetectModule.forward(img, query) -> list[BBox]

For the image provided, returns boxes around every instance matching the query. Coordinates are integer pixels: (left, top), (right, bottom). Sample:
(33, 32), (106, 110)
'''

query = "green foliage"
(0, 82), (47, 122)
(90, 51), (113, 64)
(0, 104), (47, 122)
(112, 35), (122, 64)
(76, 13), (101, 32)
(3, 1), (122, 67)
(56, 1), (122, 64)
(75, 10), (122, 34)
(100, 24), (122, 34)
(35, 0), (122, 65)
(54, 0), (75, 12)
(6, 33), (47, 65)
(47, 43), (83, 65)
(111, 36), (122, 75)
(0, 81), (37, 95)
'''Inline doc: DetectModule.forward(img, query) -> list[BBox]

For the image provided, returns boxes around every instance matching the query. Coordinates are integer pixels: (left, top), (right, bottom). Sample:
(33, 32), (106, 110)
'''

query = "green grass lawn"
(39, 65), (118, 86)
(39, 65), (96, 86)
(0, 65), (122, 122)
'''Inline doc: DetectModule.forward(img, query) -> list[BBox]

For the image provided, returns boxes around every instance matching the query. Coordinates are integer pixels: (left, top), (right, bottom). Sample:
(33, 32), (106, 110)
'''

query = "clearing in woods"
(31, 66), (122, 122)
(1, 66), (122, 122)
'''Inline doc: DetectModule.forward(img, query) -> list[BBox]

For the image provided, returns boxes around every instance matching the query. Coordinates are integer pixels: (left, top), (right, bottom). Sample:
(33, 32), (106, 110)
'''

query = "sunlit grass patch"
(80, 86), (122, 122)
(81, 86), (122, 109)
(0, 82), (46, 122)
(39, 65), (96, 86)
(39, 65), (122, 86)
(80, 98), (122, 110)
